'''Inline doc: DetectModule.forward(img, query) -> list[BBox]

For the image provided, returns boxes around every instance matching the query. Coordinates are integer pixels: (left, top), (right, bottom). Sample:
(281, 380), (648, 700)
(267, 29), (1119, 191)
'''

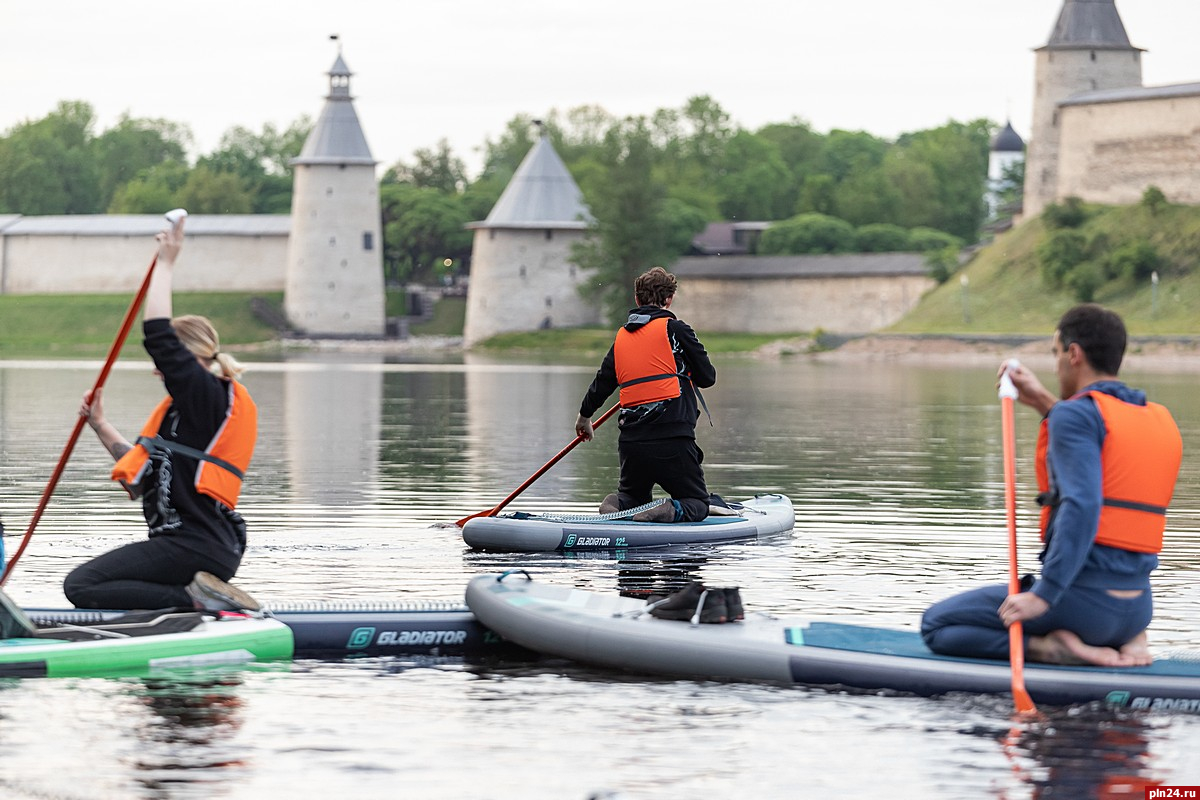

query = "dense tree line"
(0, 97), (998, 312)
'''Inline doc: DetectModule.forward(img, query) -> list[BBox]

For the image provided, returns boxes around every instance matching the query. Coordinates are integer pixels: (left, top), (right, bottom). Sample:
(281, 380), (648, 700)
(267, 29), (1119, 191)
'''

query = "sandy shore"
(810, 334), (1200, 372)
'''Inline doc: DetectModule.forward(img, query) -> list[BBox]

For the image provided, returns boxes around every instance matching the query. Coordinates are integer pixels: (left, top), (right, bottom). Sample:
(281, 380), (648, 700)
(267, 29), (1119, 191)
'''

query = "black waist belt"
(618, 372), (679, 388)
(137, 435), (244, 479)
(1103, 497), (1167, 515)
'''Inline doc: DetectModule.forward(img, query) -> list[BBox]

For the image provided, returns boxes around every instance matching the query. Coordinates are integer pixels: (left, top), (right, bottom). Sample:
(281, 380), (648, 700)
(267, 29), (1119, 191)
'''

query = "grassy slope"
(891, 204), (1200, 336)
(0, 292), (282, 359)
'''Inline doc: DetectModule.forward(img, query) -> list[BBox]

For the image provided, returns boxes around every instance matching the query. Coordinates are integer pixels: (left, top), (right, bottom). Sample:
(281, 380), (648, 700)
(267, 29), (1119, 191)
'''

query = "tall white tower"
(462, 131), (597, 347)
(1023, 0), (1142, 218)
(987, 121), (1025, 219)
(285, 50), (385, 336)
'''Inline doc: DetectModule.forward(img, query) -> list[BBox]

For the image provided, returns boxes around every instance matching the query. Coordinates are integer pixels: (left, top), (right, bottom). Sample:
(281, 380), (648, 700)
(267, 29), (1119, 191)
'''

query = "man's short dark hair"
(1057, 303), (1126, 375)
(634, 267), (678, 307)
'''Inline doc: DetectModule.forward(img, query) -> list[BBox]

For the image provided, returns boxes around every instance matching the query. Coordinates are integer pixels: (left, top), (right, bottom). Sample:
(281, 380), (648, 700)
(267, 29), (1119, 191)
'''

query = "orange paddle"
(1000, 362), (1038, 715)
(1, 209), (187, 585)
(456, 402), (620, 527)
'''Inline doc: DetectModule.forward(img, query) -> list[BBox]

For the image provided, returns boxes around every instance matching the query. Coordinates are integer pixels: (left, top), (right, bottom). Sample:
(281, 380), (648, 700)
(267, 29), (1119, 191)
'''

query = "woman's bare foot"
(1119, 631), (1153, 666)
(1026, 630), (1144, 667)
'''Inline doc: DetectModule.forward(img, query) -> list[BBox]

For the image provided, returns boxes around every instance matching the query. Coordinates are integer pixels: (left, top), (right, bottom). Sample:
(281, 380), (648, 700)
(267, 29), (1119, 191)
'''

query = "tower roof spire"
(1041, 0), (1140, 50)
(293, 42), (375, 166)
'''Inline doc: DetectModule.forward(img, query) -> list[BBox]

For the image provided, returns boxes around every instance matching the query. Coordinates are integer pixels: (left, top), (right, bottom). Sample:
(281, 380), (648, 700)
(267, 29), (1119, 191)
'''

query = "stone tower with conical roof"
(285, 49), (385, 336)
(462, 131), (597, 347)
(1024, 0), (1142, 217)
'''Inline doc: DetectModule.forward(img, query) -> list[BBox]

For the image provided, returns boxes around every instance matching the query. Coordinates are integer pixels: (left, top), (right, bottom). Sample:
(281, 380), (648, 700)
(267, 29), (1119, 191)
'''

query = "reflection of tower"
(462, 129), (597, 347)
(1023, 0), (1142, 218)
(285, 47), (385, 336)
(284, 358), (382, 505)
(987, 121), (1025, 219)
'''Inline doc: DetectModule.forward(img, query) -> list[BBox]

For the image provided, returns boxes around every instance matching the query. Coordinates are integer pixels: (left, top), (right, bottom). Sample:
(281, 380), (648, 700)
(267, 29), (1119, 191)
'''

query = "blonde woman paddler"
(67, 216), (260, 612)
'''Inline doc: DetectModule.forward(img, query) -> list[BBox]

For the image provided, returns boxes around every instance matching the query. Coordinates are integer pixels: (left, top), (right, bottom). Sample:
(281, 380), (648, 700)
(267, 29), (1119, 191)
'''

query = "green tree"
(477, 114), (541, 187)
(380, 183), (473, 285)
(879, 152), (940, 229)
(817, 130), (887, 181)
(384, 138), (468, 193)
(856, 223), (912, 252)
(796, 174), (837, 216)
(893, 120), (990, 240)
(833, 168), (899, 227)
(716, 131), (794, 220)
(0, 100), (102, 214)
(908, 227), (964, 252)
(571, 117), (672, 322)
(1038, 229), (1089, 287)
(758, 213), (857, 254)
(196, 118), (309, 213)
(661, 197), (709, 256)
(178, 166), (254, 213)
(92, 114), (190, 208)
(108, 161), (191, 213)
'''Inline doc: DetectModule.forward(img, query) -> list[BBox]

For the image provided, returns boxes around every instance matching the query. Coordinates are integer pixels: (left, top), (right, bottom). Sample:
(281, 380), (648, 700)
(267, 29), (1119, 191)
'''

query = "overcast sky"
(4, 1), (1198, 178)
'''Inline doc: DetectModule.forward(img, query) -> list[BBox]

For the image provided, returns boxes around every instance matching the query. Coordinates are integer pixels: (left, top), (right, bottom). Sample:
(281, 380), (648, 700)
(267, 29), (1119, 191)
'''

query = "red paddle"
(1, 209), (187, 585)
(456, 402), (620, 527)
(999, 362), (1038, 715)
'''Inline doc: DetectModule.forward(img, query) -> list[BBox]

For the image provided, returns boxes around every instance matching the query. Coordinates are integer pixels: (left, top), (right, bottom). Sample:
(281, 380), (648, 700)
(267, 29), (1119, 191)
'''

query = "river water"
(0, 351), (1197, 798)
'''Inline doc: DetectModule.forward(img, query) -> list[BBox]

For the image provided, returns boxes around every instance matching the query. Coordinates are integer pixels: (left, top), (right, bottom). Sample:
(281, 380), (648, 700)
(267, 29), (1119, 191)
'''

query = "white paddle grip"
(999, 358), (1020, 400)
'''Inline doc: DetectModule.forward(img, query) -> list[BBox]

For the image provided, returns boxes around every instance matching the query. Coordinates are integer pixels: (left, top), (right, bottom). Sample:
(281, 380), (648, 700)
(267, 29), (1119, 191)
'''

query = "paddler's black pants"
(616, 436), (709, 522)
(65, 534), (240, 610)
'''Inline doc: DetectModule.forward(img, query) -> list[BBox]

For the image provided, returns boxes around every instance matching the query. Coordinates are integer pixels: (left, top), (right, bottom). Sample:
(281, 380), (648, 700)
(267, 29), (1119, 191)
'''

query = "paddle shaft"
(1000, 389), (1037, 715)
(456, 402), (620, 527)
(0, 253), (159, 586)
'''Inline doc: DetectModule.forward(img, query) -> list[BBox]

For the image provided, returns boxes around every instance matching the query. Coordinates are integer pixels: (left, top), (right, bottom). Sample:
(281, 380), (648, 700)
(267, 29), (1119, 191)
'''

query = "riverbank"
(231, 331), (1200, 373)
(811, 333), (1200, 372)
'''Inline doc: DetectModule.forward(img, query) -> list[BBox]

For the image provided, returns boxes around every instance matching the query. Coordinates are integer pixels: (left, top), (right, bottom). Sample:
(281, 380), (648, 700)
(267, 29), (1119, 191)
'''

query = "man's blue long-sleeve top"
(1032, 380), (1159, 606)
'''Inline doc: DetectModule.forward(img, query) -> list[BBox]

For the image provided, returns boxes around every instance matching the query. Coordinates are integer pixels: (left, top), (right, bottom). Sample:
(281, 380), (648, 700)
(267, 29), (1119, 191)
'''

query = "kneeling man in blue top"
(922, 304), (1183, 667)
(575, 267), (717, 523)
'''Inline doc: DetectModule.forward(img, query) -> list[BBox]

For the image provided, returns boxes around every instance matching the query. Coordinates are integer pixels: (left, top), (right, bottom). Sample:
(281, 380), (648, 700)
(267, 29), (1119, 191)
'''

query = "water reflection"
(990, 707), (1166, 798)
(0, 356), (1199, 797)
(125, 672), (251, 793)
(283, 358), (382, 505)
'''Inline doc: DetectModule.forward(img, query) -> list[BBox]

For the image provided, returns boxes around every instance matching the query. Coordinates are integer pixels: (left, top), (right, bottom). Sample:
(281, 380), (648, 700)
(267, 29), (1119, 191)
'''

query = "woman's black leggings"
(64, 535), (239, 610)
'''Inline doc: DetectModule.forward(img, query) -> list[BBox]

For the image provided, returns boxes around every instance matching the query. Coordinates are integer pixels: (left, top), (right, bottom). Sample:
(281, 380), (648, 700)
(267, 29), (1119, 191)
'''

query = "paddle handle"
(455, 402), (620, 527)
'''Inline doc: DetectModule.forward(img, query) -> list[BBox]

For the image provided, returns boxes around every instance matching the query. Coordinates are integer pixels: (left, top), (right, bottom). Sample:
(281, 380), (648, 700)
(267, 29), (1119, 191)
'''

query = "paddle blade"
(1008, 622), (1038, 715)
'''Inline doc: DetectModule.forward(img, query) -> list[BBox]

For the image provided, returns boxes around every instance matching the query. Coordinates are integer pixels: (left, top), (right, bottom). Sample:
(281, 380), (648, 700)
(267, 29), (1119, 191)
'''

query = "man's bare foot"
(1119, 631), (1153, 666)
(1026, 630), (1144, 667)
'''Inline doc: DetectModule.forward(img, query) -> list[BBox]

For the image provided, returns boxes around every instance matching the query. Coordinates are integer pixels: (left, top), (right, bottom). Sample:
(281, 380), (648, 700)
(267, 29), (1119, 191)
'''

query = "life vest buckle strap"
(135, 435), (246, 480)
(1036, 489), (1059, 508)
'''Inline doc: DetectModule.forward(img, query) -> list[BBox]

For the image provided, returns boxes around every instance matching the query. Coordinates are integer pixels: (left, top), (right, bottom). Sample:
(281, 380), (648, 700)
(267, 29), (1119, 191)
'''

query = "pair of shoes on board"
(598, 493), (621, 515)
(185, 571), (262, 613)
(632, 499), (680, 523)
(646, 582), (742, 624)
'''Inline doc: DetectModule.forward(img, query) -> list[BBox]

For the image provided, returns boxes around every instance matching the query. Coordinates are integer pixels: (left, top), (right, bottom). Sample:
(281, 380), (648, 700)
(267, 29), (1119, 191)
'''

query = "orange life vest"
(614, 317), (682, 408)
(111, 380), (258, 509)
(1036, 390), (1181, 553)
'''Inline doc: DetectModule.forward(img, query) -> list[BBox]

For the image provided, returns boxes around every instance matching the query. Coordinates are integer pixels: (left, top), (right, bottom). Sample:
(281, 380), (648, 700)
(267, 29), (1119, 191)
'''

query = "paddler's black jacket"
(579, 306), (716, 443)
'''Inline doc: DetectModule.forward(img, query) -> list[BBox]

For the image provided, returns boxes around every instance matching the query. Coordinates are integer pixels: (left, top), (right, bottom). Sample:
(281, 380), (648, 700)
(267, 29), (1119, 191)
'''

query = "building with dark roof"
(1024, 0), (1200, 216)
